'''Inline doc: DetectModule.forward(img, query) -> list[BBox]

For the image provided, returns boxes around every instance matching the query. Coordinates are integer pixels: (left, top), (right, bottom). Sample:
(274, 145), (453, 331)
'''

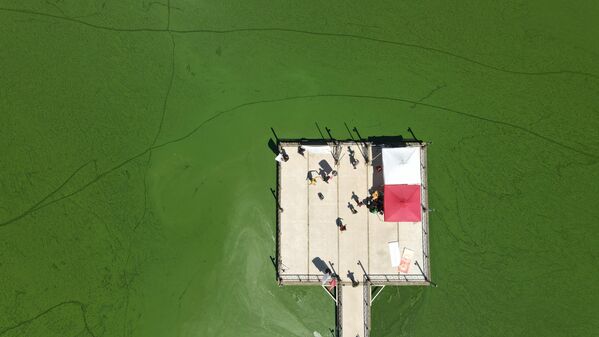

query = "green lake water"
(1, 1), (598, 336)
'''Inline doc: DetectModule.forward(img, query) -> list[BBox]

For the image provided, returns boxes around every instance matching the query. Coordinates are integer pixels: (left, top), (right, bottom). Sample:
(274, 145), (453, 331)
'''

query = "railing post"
(414, 261), (437, 287)
(357, 260), (371, 283)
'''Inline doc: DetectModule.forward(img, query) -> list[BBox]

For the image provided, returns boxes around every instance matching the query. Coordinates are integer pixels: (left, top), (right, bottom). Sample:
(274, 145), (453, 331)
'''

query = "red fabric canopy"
(384, 184), (422, 222)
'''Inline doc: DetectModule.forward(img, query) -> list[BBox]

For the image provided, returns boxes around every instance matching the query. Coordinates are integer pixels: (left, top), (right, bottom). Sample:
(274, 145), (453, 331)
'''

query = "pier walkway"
(338, 283), (370, 337)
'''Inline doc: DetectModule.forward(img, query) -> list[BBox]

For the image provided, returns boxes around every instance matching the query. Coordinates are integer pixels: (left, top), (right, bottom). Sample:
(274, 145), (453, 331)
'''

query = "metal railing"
(336, 283), (342, 337)
(367, 274), (427, 284)
(363, 279), (371, 337)
(279, 274), (324, 283)
(420, 144), (431, 281)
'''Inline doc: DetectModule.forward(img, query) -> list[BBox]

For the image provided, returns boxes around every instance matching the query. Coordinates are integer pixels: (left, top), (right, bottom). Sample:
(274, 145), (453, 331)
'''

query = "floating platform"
(276, 140), (431, 286)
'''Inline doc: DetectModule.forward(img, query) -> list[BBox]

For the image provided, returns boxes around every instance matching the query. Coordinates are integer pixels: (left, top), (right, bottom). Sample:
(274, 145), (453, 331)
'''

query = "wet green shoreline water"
(1, 1), (598, 336)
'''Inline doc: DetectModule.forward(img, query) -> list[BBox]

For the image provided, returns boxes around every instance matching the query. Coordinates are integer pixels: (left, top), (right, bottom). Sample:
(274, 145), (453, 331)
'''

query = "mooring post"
(352, 127), (370, 164)
(325, 126), (334, 141)
(357, 260), (371, 284)
(270, 127), (280, 144)
(344, 122), (367, 165)
(270, 188), (283, 212)
(315, 122), (326, 141)
(407, 127), (423, 145)
(324, 127), (341, 165)
(328, 261), (340, 281)
(414, 260), (437, 287)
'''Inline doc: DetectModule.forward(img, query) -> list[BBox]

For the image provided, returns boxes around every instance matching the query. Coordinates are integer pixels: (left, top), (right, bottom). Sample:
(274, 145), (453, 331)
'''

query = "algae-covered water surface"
(1, 1), (598, 336)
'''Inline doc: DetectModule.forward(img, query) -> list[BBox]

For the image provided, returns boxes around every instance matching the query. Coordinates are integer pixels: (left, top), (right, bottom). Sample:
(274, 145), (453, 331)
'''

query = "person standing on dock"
(336, 217), (347, 231)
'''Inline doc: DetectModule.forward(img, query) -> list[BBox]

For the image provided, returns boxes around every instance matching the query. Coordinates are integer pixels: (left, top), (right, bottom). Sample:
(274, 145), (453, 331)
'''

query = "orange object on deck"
(327, 278), (337, 291)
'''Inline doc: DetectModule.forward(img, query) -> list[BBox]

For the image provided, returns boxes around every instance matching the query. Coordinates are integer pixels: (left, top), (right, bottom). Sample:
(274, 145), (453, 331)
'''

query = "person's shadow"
(347, 202), (357, 214)
(347, 270), (359, 287)
(312, 257), (328, 273)
(348, 146), (359, 168)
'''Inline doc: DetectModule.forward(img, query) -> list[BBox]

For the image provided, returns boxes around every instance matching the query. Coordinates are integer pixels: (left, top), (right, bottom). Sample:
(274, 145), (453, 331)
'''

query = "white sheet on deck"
(382, 147), (421, 184)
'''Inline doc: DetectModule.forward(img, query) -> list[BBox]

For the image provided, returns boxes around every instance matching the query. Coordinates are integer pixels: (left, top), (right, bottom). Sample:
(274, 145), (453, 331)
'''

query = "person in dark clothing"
(281, 149), (289, 162)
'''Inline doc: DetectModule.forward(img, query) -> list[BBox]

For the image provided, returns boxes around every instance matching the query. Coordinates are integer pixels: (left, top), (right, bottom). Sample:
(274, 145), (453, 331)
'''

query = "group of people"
(322, 268), (360, 290)
(307, 168), (337, 185)
(337, 190), (384, 232)
(351, 190), (384, 215)
(365, 190), (384, 214)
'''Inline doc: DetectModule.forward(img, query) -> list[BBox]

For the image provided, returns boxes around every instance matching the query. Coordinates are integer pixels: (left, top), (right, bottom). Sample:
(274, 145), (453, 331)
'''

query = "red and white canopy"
(382, 147), (422, 222)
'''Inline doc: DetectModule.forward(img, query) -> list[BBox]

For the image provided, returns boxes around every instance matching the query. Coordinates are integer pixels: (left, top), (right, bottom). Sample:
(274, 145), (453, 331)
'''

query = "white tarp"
(382, 147), (421, 184)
